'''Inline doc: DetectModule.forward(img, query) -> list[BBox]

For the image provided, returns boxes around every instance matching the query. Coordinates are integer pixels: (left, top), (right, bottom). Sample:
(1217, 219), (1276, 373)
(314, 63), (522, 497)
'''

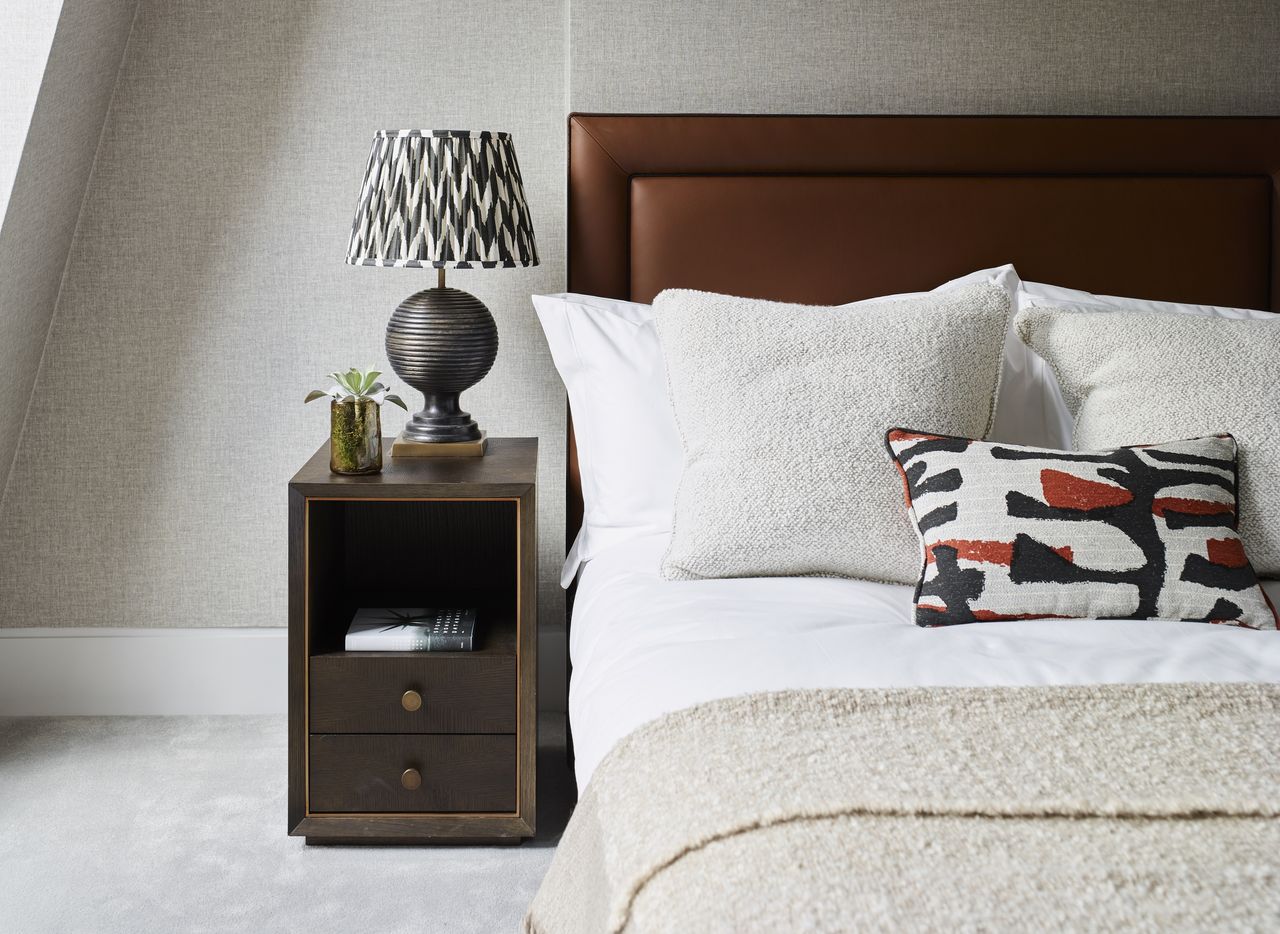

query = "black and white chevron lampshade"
(345, 130), (539, 269)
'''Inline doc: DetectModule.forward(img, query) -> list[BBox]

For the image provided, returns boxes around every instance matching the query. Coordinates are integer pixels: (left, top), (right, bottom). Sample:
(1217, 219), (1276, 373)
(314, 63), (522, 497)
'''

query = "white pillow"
(533, 292), (683, 585)
(535, 266), (1024, 586)
(1018, 282), (1278, 450)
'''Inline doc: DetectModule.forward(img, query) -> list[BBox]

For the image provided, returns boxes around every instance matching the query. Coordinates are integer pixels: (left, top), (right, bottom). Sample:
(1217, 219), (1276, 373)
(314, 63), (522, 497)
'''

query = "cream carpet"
(0, 716), (571, 933)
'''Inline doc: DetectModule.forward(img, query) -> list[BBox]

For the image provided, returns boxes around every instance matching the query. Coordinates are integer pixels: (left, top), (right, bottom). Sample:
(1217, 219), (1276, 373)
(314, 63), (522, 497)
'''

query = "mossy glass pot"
(330, 398), (382, 475)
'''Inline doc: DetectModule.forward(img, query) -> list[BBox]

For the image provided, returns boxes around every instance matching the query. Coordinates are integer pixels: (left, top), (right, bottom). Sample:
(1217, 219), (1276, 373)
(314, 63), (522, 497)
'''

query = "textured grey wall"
(0, 0), (137, 520)
(2, 1), (1279, 719)
(569, 1), (1280, 114)
(0, 0), (568, 697)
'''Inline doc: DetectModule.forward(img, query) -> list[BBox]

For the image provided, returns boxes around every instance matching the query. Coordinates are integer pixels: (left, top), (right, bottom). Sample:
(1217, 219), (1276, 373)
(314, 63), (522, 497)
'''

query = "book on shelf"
(345, 608), (477, 652)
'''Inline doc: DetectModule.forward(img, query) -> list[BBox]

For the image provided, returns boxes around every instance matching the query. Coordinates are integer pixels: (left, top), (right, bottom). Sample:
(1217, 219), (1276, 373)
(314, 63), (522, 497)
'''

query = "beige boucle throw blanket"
(526, 684), (1280, 933)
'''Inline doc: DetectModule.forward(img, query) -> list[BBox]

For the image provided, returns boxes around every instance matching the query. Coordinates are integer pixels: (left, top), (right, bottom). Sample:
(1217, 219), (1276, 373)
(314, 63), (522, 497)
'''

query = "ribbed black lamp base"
(385, 286), (498, 444)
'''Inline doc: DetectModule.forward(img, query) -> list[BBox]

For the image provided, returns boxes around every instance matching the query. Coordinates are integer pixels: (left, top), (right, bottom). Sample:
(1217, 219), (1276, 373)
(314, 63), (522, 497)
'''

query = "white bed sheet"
(569, 533), (1280, 792)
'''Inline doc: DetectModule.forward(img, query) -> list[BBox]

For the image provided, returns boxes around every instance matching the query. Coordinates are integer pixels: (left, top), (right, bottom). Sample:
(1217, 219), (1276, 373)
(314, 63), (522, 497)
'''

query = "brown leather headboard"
(565, 113), (1280, 548)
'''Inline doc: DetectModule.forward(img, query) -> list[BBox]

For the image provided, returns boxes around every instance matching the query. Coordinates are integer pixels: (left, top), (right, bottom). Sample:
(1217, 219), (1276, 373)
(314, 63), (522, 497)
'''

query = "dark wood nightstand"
(287, 437), (536, 845)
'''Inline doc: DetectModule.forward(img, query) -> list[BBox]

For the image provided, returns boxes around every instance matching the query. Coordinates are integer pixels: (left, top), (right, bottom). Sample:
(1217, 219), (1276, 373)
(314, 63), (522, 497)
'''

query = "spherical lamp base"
(385, 285), (498, 444)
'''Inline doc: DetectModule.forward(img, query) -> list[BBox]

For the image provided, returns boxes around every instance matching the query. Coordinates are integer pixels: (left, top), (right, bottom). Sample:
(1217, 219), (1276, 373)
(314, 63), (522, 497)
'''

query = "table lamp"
(346, 130), (538, 452)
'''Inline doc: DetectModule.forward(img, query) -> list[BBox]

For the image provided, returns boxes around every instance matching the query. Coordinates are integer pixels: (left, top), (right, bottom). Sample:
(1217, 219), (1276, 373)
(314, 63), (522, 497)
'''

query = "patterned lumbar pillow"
(655, 282), (1011, 584)
(885, 429), (1277, 630)
(1017, 306), (1280, 577)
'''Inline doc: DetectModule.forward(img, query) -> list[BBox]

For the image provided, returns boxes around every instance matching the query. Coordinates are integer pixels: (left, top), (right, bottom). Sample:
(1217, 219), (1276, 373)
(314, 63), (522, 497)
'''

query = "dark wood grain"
(310, 654), (515, 733)
(309, 734), (516, 813)
(291, 436), (536, 498)
(517, 478), (538, 831)
(341, 499), (516, 595)
(293, 813), (533, 841)
(287, 436), (537, 844)
(301, 498), (518, 655)
(287, 486), (307, 833)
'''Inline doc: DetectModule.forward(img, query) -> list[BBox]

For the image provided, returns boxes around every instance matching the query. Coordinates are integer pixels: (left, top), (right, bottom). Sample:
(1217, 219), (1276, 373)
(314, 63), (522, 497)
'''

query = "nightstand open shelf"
(288, 438), (537, 845)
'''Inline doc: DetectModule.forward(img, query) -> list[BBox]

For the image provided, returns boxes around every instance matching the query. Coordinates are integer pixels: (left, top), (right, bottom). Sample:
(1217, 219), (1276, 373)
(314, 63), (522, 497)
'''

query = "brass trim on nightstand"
(302, 494), (526, 824)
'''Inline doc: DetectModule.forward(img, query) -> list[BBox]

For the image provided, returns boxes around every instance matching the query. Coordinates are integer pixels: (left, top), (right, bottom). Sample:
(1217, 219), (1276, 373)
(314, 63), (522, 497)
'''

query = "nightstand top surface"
(290, 436), (536, 496)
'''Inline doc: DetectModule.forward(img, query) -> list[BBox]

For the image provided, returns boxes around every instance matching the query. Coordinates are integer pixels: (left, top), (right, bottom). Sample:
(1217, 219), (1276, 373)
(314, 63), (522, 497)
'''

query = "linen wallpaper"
(0, 0), (136, 524)
(569, 0), (1280, 114)
(1, 0), (1278, 714)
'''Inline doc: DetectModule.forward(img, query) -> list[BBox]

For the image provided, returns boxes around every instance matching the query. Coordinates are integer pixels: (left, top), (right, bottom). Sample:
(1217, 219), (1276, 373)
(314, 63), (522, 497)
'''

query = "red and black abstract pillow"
(885, 430), (1277, 630)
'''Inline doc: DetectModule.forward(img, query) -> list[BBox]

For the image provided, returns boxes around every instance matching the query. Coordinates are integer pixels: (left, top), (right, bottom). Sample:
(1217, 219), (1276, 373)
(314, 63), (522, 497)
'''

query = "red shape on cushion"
(927, 540), (1013, 566)
(1206, 537), (1248, 568)
(1040, 469), (1133, 509)
(926, 541), (1074, 567)
(1153, 497), (1234, 518)
(917, 602), (948, 613)
(887, 429), (946, 444)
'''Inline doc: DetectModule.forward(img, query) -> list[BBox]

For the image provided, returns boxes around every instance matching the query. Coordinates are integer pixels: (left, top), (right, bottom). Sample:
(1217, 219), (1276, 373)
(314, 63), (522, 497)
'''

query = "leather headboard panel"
(631, 175), (1271, 308)
(565, 114), (1280, 547)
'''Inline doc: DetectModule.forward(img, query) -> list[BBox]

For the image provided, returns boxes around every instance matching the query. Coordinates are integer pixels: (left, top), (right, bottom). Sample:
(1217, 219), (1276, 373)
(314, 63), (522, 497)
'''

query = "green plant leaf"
(304, 389), (329, 404)
(362, 370), (381, 394)
(384, 394), (408, 411)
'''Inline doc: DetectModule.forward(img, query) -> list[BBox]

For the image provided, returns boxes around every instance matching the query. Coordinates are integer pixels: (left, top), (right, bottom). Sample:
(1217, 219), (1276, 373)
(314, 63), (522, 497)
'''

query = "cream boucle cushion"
(654, 283), (1011, 583)
(1019, 307), (1280, 578)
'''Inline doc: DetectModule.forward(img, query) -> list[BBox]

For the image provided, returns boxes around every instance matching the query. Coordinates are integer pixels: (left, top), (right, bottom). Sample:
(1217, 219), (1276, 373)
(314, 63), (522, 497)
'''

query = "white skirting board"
(0, 628), (287, 715)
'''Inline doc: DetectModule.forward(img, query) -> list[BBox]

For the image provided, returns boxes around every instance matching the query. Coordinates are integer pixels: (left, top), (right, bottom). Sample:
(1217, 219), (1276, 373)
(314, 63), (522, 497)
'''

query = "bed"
(530, 115), (1280, 932)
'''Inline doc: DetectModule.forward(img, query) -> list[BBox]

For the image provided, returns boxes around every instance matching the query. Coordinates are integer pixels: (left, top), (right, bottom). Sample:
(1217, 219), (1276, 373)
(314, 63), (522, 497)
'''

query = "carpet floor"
(0, 716), (573, 933)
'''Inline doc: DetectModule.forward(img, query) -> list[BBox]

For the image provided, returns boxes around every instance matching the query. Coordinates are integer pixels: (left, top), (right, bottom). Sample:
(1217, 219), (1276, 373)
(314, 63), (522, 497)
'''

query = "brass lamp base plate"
(391, 430), (488, 458)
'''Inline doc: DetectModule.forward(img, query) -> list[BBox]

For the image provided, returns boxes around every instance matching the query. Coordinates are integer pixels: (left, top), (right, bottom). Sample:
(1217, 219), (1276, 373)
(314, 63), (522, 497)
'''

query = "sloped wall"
(0, 0), (137, 512)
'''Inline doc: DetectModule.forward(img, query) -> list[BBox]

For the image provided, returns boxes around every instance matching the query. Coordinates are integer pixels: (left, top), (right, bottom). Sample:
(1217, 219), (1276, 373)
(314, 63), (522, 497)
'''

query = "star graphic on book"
(373, 609), (435, 632)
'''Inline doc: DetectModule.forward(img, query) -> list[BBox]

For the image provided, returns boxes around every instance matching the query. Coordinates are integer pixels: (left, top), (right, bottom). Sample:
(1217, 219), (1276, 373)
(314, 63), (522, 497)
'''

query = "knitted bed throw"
(525, 683), (1279, 933)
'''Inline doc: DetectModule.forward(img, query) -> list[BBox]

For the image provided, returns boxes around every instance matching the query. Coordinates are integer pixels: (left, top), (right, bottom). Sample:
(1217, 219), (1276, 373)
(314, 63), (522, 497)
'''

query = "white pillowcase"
(535, 266), (1024, 586)
(532, 292), (682, 586)
(1017, 282), (1278, 449)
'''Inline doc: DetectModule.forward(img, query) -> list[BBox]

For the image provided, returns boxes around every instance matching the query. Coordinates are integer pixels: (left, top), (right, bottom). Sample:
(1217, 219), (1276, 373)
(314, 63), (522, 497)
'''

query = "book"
(345, 608), (477, 652)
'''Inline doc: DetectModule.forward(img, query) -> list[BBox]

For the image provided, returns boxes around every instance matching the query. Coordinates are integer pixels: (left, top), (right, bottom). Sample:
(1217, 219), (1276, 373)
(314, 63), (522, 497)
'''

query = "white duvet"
(569, 533), (1280, 792)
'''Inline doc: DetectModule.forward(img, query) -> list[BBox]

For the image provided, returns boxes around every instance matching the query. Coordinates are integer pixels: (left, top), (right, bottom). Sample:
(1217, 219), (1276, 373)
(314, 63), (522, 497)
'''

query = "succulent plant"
(305, 368), (408, 410)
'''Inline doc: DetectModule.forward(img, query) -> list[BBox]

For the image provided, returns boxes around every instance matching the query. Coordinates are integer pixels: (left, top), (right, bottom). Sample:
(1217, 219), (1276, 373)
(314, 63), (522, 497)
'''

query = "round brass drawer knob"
(401, 689), (422, 712)
(401, 768), (422, 790)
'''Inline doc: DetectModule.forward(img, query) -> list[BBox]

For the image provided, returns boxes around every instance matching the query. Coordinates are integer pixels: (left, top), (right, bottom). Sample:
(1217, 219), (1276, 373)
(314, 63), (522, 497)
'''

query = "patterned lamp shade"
(346, 130), (538, 269)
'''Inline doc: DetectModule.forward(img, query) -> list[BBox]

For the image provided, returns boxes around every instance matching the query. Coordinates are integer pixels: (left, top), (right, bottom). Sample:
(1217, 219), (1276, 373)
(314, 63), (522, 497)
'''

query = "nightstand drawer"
(309, 655), (515, 733)
(309, 734), (517, 813)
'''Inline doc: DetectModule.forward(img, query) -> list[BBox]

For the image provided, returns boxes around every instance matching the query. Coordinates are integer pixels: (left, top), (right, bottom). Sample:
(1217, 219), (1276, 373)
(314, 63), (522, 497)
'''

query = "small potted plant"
(306, 368), (407, 475)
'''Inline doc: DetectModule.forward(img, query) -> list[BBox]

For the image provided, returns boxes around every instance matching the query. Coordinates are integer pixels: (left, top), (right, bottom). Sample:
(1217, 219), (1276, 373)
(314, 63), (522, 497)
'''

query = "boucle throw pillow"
(885, 429), (1277, 630)
(655, 282), (1011, 583)
(1018, 307), (1280, 577)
